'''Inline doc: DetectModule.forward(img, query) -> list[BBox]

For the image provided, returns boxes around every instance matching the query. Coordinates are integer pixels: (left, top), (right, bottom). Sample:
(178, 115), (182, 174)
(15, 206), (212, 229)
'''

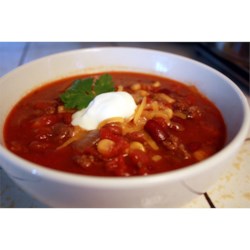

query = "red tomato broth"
(4, 72), (226, 177)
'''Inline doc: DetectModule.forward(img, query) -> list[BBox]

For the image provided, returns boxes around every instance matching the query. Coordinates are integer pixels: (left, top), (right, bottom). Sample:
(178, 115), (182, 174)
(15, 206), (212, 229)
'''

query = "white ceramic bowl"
(0, 47), (249, 207)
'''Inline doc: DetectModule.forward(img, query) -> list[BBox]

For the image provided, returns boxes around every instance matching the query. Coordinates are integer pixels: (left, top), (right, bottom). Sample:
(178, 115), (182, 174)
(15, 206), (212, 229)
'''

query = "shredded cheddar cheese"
(98, 117), (125, 129)
(143, 132), (159, 150)
(133, 97), (147, 125)
(57, 126), (87, 150)
(156, 93), (175, 104)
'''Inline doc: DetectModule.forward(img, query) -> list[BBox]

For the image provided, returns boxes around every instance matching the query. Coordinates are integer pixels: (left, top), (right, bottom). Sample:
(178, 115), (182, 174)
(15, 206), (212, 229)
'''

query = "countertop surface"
(0, 42), (249, 208)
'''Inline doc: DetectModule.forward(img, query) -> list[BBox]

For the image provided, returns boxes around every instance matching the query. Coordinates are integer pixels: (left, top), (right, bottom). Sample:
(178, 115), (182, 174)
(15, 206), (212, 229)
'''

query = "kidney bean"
(100, 123), (122, 139)
(153, 117), (168, 129)
(126, 131), (145, 143)
(162, 134), (179, 150)
(144, 119), (168, 143)
(105, 155), (129, 176)
(168, 121), (184, 131)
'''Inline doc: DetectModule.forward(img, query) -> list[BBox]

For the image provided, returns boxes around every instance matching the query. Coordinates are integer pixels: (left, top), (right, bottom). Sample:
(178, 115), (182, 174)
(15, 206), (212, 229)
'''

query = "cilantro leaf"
(60, 74), (115, 110)
(94, 74), (115, 95)
(60, 78), (94, 110)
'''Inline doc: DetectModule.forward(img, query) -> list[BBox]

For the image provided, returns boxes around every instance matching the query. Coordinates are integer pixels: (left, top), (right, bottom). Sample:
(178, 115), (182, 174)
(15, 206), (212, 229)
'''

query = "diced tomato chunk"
(62, 112), (72, 124)
(99, 123), (129, 157)
(105, 155), (129, 176)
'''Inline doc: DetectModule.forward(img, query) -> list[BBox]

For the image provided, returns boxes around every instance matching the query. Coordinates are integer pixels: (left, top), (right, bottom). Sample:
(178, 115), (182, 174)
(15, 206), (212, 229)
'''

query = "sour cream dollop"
(71, 91), (137, 130)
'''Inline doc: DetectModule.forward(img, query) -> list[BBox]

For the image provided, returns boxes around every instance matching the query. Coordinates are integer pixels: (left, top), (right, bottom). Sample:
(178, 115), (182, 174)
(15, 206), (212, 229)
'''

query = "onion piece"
(71, 129), (100, 153)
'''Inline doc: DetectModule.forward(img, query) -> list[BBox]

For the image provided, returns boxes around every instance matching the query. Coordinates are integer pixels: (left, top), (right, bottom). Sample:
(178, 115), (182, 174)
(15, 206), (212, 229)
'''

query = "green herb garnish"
(60, 74), (115, 110)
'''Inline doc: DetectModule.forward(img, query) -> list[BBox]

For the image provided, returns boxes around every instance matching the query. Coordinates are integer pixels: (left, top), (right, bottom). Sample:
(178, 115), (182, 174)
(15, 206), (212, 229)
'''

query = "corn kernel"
(165, 108), (173, 119)
(139, 90), (149, 97)
(193, 150), (207, 161)
(97, 139), (115, 156)
(151, 101), (159, 111)
(157, 93), (175, 103)
(117, 85), (124, 91)
(152, 81), (161, 87)
(130, 141), (145, 152)
(152, 155), (162, 162)
(57, 105), (65, 113)
(174, 111), (187, 119)
(131, 83), (141, 91)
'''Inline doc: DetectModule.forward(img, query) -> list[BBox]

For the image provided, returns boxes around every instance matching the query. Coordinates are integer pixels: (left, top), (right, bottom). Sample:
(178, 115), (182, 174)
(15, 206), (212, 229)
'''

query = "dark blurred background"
(1, 42), (249, 93)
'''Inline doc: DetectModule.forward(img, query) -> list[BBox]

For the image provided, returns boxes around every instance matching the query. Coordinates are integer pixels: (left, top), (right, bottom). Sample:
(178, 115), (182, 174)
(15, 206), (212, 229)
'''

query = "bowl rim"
(0, 46), (249, 188)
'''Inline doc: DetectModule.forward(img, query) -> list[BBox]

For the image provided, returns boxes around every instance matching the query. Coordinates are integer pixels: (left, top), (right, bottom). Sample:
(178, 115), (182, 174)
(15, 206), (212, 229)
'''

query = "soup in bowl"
(0, 47), (249, 207)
